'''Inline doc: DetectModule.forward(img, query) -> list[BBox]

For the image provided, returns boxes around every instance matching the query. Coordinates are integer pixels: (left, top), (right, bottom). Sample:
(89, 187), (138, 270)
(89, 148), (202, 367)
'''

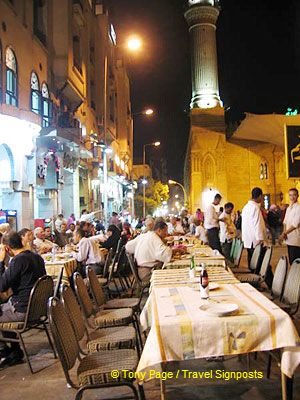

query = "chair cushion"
(94, 308), (133, 328)
(104, 298), (140, 312)
(0, 321), (24, 330)
(87, 326), (136, 352)
(235, 273), (260, 283)
(97, 277), (107, 286)
(77, 349), (138, 386)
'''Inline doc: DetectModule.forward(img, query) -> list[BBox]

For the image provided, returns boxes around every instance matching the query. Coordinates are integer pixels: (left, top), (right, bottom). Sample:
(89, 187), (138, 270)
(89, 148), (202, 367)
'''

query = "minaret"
(185, 0), (222, 109)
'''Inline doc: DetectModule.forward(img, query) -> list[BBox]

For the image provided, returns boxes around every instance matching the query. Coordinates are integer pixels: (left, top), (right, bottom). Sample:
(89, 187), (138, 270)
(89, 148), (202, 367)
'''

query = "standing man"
(204, 193), (223, 254)
(280, 188), (300, 264)
(220, 202), (236, 259)
(242, 187), (266, 266)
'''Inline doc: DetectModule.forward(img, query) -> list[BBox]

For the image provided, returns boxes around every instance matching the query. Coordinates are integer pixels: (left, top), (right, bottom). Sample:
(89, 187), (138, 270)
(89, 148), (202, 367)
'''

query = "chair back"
(272, 256), (288, 298)
(24, 275), (54, 327)
(108, 245), (126, 282)
(233, 241), (244, 267)
(259, 246), (273, 279)
(230, 238), (237, 260)
(61, 285), (86, 342)
(48, 297), (79, 373)
(73, 272), (94, 319)
(249, 244), (262, 272)
(126, 251), (141, 290)
(102, 248), (114, 278)
(282, 259), (300, 306)
(86, 266), (106, 308)
(53, 267), (64, 298)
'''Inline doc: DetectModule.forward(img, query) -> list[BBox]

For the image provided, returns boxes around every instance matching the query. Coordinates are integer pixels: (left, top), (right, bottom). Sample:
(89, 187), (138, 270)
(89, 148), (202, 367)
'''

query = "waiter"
(204, 193), (224, 254)
(242, 187), (266, 266)
(280, 188), (300, 264)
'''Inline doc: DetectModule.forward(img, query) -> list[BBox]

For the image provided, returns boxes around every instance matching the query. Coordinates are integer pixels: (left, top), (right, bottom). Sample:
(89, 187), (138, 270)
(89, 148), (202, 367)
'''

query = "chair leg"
(18, 333), (34, 374)
(133, 316), (143, 350)
(267, 353), (272, 379)
(43, 323), (57, 359)
(138, 383), (146, 400)
(75, 387), (85, 400)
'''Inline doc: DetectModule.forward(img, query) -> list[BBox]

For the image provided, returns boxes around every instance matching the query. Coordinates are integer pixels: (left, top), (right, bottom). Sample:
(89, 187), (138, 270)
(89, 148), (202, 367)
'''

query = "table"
(164, 246), (226, 269)
(43, 256), (77, 285)
(137, 281), (299, 398)
(151, 267), (239, 288)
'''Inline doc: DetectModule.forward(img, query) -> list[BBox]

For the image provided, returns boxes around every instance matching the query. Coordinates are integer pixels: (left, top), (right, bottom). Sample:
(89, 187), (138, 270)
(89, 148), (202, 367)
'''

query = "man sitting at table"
(72, 228), (104, 275)
(33, 228), (54, 254)
(125, 220), (173, 281)
(0, 232), (46, 367)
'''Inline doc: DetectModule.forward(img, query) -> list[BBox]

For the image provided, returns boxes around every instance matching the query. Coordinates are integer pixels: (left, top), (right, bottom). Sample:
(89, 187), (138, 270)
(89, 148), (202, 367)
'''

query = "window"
(41, 82), (52, 127)
(33, 0), (48, 46)
(5, 47), (18, 106)
(30, 71), (41, 114)
(73, 35), (82, 73)
(259, 162), (268, 180)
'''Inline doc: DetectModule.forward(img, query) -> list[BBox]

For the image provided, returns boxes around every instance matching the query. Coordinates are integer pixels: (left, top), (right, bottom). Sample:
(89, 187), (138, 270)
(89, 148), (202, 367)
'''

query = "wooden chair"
(48, 297), (145, 400)
(61, 285), (137, 354)
(0, 275), (57, 373)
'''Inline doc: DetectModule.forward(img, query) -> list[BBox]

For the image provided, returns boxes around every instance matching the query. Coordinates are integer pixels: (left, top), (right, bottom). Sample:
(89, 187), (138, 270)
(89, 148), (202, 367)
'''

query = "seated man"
(72, 228), (105, 275)
(125, 220), (173, 281)
(54, 222), (72, 247)
(33, 227), (54, 254)
(0, 232), (46, 367)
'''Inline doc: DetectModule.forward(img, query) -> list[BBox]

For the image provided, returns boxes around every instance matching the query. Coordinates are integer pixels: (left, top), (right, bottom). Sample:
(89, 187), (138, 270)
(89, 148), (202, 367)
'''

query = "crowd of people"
(0, 186), (299, 368)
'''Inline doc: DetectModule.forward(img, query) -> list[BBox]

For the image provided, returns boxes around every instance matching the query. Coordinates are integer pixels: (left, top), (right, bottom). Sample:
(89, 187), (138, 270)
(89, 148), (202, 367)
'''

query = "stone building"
(0, 0), (133, 228)
(184, 0), (300, 212)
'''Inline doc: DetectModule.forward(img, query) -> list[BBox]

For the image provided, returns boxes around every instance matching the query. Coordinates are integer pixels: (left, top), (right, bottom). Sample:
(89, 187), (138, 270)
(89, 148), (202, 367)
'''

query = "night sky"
(108, 0), (300, 183)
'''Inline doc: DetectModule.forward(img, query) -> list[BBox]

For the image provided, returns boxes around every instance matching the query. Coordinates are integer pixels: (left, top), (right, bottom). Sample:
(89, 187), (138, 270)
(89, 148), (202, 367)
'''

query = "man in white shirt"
(280, 188), (300, 264)
(204, 193), (223, 254)
(33, 228), (54, 254)
(125, 220), (172, 281)
(72, 228), (104, 275)
(194, 223), (208, 244)
(220, 202), (236, 259)
(242, 187), (266, 266)
(79, 209), (101, 223)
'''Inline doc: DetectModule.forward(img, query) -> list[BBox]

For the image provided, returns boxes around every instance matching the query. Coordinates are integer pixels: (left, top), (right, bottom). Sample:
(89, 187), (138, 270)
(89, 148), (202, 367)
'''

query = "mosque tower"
(184, 0), (222, 109)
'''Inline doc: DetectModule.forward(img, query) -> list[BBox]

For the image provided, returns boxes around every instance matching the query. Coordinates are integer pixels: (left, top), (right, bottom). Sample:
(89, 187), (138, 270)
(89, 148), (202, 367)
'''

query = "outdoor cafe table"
(42, 254), (78, 285)
(165, 245), (226, 269)
(137, 270), (299, 399)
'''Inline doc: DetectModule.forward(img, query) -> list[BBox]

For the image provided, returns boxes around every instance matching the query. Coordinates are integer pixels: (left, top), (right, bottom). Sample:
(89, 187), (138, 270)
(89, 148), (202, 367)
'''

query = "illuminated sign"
(284, 125), (300, 179)
(109, 24), (117, 46)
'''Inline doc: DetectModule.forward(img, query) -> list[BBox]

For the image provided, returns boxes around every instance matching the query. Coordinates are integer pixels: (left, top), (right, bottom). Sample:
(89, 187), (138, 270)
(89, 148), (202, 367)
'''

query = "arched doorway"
(0, 143), (14, 187)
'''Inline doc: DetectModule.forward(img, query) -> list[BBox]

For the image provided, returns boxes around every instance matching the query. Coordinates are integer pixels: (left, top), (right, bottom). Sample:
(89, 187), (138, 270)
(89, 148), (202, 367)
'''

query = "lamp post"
(168, 179), (188, 210)
(142, 141), (160, 218)
(102, 34), (143, 226)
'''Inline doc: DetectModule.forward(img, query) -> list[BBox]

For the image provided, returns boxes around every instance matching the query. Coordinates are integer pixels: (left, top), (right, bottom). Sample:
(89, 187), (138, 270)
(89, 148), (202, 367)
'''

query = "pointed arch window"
(260, 161), (268, 180)
(5, 47), (18, 106)
(31, 71), (41, 114)
(41, 82), (52, 127)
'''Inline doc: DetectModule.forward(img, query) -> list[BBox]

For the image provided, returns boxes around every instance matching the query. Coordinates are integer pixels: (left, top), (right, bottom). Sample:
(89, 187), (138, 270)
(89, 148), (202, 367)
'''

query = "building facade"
(0, 0), (134, 229)
(184, 0), (300, 212)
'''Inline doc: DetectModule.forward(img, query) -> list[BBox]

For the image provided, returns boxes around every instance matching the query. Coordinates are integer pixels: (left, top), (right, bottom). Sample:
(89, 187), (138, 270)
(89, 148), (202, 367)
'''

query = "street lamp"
(144, 108), (154, 116)
(142, 141), (161, 218)
(127, 36), (142, 51)
(168, 179), (188, 209)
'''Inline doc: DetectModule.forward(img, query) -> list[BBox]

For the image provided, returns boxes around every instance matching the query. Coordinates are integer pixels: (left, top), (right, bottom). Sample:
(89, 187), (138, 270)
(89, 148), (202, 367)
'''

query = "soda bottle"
(189, 255), (196, 279)
(200, 263), (209, 299)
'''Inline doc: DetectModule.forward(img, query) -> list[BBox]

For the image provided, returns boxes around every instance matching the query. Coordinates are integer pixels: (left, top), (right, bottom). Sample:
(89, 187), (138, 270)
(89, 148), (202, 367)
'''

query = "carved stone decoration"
(202, 153), (215, 184)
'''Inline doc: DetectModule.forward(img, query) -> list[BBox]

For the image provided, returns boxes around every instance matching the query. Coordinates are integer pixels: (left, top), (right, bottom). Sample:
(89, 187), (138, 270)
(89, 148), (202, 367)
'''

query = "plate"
(199, 303), (239, 317)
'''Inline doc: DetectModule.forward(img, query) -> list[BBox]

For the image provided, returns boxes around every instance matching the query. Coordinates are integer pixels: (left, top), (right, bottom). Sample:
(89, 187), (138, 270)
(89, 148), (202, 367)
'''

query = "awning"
(231, 113), (300, 148)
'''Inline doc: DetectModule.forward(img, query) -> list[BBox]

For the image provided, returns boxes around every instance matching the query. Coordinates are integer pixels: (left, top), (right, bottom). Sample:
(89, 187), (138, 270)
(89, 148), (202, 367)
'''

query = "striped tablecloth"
(137, 283), (299, 380)
(44, 258), (77, 284)
(164, 247), (226, 268)
(151, 266), (239, 287)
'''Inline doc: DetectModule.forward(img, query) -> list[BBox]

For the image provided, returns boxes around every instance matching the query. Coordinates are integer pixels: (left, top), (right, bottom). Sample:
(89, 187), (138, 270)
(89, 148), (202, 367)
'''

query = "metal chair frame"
(0, 275), (57, 373)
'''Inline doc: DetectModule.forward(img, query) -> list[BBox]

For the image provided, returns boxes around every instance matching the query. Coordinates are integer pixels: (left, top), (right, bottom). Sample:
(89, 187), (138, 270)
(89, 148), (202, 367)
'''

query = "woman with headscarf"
(101, 225), (121, 253)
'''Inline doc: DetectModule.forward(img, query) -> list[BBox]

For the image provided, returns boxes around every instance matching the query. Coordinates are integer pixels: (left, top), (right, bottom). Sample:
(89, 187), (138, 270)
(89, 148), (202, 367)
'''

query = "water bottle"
(51, 245), (57, 262)
(200, 263), (209, 299)
(189, 255), (196, 279)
